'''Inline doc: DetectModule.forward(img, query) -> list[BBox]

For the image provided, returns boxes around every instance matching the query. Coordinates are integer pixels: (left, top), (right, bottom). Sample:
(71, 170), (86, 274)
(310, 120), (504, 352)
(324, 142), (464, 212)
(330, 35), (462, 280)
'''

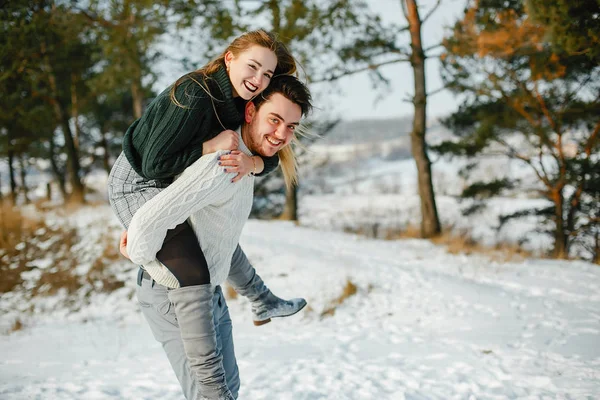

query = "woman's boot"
(228, 246), (307, 326)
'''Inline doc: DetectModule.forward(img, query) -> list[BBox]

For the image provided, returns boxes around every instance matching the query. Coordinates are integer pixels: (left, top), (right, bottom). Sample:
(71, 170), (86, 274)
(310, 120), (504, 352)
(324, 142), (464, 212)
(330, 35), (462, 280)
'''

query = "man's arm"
(126, 151), (234, 265)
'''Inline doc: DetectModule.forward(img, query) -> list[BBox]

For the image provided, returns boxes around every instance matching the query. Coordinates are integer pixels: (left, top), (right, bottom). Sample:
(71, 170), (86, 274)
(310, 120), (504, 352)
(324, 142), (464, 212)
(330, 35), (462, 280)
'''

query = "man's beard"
(243, 122), (264, 156)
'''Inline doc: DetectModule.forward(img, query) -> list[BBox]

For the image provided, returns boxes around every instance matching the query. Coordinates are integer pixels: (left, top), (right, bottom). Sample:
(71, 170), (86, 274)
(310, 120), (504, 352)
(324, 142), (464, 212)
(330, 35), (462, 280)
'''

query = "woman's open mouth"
(244, 81), (258, 93)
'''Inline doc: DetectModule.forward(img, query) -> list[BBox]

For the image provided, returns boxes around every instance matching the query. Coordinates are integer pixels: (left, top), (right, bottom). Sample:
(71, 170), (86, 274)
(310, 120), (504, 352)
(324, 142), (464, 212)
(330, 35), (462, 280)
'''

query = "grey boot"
(228, 246), (307, 326)
(167, 285), (235, 400)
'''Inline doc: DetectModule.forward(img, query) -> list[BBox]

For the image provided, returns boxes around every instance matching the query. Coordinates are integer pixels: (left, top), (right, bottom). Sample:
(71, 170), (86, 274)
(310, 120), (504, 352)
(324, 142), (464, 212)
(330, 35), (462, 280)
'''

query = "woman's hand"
(119, 230), (130, 259)
(202, 130), (239, 155)
(219, 151), (263, 182)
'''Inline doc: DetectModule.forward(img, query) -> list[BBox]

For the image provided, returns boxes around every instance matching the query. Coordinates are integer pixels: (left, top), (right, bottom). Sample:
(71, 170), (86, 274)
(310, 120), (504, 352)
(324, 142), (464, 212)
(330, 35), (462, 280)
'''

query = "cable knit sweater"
(126, 132), (255, 288)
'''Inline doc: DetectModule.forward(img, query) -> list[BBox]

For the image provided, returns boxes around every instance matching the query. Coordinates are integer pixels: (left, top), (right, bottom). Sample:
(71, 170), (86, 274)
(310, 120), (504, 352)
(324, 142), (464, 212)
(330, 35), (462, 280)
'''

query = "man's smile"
(265, 135), (282, 146)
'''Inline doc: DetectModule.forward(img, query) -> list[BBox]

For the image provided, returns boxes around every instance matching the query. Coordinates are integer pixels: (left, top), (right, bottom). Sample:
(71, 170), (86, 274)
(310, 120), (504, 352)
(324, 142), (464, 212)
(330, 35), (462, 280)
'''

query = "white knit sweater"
(126, 133), (255, 288)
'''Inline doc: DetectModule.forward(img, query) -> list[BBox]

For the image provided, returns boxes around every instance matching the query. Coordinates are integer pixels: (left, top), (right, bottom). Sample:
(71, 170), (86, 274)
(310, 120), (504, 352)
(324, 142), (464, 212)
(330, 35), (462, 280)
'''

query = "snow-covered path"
(1, 220), (599, 399)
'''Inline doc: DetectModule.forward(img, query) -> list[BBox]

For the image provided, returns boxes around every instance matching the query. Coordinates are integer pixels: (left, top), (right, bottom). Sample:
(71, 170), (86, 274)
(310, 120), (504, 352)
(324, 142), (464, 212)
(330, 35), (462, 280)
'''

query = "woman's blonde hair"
(169, 29), (297, 107)
(278, 125), (314, 191)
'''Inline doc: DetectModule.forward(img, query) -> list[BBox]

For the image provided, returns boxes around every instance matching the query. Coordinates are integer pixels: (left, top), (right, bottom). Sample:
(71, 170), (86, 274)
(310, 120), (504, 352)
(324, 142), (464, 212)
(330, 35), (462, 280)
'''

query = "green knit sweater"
(122, 66), (279, 180)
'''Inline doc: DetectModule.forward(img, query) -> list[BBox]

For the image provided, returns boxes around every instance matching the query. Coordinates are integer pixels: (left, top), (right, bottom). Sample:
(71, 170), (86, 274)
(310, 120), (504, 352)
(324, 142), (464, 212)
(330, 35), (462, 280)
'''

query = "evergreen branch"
(73, 7), (114, 28)
(311, 58), (410, 83)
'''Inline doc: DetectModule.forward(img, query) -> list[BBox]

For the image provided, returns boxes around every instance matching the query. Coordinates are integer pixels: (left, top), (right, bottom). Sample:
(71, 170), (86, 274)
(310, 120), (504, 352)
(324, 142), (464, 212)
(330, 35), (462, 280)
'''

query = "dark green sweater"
(123, 66), (279, 180)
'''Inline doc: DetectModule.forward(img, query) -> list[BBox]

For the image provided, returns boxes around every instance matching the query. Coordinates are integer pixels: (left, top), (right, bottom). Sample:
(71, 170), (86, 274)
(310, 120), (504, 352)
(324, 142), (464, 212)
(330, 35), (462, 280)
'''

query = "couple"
(108, 30), (313, 399)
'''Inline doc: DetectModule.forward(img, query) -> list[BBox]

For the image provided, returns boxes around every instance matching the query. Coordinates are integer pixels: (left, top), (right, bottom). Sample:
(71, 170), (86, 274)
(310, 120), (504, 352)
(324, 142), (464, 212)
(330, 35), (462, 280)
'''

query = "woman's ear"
(224, 51), (234, 69)
(245, 101), (256, 124)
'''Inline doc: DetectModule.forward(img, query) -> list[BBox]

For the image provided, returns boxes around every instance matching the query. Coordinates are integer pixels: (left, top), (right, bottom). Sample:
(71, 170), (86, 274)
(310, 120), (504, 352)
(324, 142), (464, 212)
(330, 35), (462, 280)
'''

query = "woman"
(108, 29), (305, 321)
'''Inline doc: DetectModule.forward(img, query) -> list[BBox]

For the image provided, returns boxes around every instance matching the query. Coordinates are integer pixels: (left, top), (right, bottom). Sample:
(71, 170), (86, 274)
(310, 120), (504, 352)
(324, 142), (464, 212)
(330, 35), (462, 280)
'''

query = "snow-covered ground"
(1, 130), (598, 398)
(1, 212), (599, 399)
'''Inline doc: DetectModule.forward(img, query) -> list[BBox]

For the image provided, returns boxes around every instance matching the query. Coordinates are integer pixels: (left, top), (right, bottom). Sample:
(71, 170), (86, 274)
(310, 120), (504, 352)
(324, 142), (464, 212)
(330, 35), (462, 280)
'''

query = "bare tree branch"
(311, 57), (410, 83)
(421, 0), (443, 24)
(426, 84), (447, 97)
(424, 43), (444, 53)
(495, 137), (551, 189)
(400, 0), (409, 20)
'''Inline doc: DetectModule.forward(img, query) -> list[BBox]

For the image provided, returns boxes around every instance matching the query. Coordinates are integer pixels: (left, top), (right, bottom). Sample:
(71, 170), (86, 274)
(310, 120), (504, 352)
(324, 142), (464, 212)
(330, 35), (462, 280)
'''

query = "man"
(121, 75), (312, 400)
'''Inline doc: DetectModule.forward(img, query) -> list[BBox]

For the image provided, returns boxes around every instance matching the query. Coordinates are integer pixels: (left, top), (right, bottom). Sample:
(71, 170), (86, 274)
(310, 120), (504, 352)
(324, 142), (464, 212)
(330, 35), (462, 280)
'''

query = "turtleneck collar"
(211, 65), (243, 130)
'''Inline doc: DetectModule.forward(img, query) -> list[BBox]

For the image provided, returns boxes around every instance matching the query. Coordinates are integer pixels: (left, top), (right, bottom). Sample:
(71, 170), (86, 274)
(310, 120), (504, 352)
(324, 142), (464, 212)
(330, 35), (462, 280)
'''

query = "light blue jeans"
(136, 271), (240, 399)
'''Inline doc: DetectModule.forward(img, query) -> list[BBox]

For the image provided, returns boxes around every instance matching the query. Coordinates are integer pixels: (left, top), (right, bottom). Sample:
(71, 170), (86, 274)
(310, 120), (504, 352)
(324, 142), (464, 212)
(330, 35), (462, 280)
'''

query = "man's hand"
(202, 130), (239, 155)
(119, 230), (130, 259)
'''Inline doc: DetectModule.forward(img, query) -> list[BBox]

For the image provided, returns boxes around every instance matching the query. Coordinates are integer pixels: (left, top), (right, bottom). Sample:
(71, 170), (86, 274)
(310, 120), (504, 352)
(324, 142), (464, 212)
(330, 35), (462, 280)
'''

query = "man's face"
(243, 93), (302, 157)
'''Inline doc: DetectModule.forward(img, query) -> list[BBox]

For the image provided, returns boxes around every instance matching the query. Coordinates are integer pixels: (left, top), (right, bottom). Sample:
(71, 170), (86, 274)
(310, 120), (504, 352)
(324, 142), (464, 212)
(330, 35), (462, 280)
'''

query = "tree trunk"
(49, 137), (67, 200)
(7, 145), (17, 205)
(71, 72), (80, 151)
(19, 154), (28, 204)
(47, 70), (85, 203)
(280, 184), (298, 221)
(59, 114), (85, 203)
(405, 0), (441, 238)
(552, 189), (568, 258)
(594, 229), (600, 265)
(100, 129), (111, 174)
(41, 42), (85, 203)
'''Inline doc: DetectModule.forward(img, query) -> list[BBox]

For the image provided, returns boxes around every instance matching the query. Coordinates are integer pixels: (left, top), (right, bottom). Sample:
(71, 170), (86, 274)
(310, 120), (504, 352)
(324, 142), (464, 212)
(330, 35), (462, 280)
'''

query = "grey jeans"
(136, 271), (240, 399)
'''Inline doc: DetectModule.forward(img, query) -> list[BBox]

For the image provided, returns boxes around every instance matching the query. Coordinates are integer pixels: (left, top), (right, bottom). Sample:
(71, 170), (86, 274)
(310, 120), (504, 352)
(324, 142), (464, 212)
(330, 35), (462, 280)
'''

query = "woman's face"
(225, 45), (277, 100)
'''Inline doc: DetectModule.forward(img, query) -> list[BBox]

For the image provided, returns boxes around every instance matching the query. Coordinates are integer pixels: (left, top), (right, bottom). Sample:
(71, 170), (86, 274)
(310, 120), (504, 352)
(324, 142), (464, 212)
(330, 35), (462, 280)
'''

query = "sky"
(316, 0), (467, 121)
(153, 0), (468, 122)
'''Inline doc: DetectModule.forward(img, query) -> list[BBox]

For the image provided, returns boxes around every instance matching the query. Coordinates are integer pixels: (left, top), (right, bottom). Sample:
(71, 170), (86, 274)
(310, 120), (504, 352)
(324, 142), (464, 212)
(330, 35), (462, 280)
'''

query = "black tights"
(156, 221), (210, 287)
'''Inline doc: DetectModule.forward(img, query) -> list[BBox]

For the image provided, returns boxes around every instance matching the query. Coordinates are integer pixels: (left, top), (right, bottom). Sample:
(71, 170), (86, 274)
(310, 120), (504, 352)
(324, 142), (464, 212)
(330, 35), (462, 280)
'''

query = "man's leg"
(136, 271), (234, 400)
(227, 245), (307, 326)
(136, 271), (198, 399)
(213, 287), (240, 399)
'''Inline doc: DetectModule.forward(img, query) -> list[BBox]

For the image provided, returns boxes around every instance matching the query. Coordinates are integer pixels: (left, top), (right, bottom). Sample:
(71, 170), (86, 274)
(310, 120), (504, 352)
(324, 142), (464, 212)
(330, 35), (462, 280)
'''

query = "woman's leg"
(228, 245), (307, 326)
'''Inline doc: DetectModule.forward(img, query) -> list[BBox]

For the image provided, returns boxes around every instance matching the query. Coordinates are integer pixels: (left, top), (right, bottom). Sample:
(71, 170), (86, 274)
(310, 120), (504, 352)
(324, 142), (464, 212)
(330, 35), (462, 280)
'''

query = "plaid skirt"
(107, 152), (171, 229)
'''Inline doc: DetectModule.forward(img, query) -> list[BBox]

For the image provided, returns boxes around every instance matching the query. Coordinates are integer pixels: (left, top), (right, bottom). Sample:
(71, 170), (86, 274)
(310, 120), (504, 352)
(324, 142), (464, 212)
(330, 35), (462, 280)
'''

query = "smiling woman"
(225, 46), (277, 99)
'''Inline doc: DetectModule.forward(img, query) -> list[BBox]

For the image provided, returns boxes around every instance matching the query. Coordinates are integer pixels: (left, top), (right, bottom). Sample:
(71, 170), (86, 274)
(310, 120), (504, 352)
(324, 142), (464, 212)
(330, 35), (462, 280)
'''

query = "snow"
(1, 134), (599, 398)
(1, 214), (599, 399)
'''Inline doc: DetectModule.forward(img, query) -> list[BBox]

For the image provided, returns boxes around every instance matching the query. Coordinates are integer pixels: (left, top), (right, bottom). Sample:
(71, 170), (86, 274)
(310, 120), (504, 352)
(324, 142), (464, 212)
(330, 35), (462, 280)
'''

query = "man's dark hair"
(253, 75), (313, 116)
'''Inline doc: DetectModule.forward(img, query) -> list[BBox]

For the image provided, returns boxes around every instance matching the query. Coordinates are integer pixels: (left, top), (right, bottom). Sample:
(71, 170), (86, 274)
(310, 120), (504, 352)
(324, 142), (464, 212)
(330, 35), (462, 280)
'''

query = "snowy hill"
(1, 117), (598, 398)
(1, 209), (599, 399)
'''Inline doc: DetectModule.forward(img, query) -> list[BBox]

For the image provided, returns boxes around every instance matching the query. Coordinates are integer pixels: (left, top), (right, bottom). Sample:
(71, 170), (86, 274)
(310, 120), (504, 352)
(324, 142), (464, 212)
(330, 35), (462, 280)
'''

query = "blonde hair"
(169, 29), (297, 108)
(277, 124), (315, 191)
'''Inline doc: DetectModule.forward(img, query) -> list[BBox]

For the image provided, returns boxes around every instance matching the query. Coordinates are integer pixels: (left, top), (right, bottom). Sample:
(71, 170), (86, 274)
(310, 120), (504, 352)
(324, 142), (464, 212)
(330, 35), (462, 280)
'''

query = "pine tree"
(438, 0), (599, 260)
